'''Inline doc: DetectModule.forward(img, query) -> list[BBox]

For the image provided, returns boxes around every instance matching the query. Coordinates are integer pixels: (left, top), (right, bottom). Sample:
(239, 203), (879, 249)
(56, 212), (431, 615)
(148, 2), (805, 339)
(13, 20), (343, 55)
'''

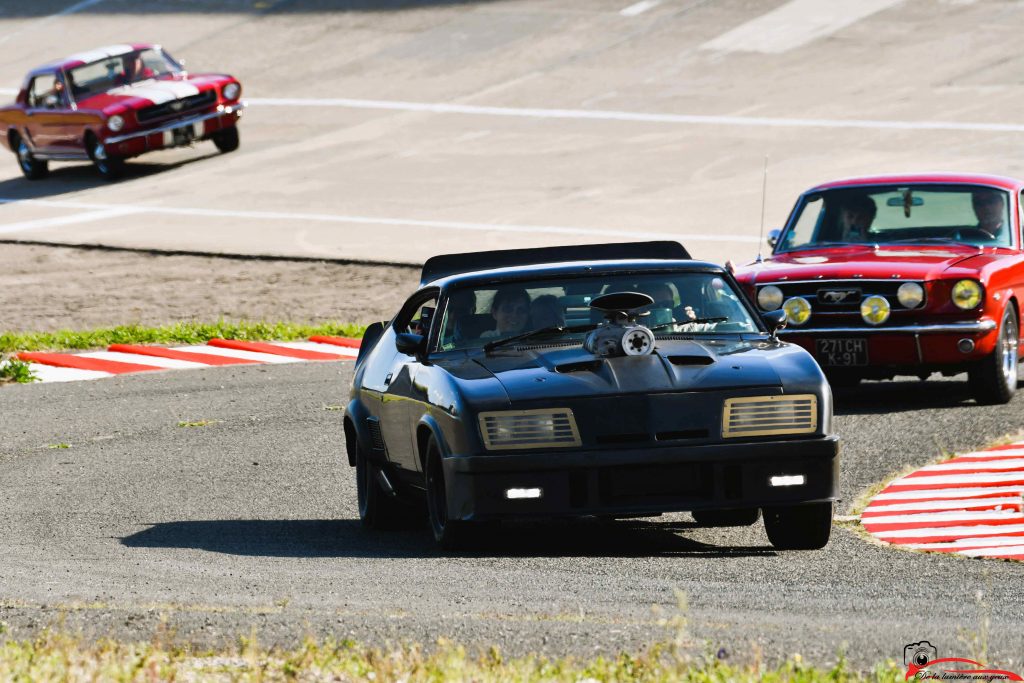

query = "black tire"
(213, 126), (239, 153)
(355, 443), (406, 529)
(824, 370), (860, 389)
(968, 305), (1019, 405)
(763, 502), (833, 550)
(692, 507), (761, 527)
(425, 436), (471, 550)
(14, 134), (48, 180)
(87, 136), (125, 180)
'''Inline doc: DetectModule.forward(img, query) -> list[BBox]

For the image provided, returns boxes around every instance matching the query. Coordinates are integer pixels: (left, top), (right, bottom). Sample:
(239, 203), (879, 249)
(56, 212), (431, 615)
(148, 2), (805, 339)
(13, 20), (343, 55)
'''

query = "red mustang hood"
(77, 76), (220, 113)
(739, 245), (986, 283)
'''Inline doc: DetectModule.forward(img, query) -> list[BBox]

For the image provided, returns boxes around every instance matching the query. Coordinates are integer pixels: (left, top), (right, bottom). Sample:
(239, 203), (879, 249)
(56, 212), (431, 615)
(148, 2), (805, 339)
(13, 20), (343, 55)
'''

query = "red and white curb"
(5, 336), (361, 383)
(861, 442), (1024, 561)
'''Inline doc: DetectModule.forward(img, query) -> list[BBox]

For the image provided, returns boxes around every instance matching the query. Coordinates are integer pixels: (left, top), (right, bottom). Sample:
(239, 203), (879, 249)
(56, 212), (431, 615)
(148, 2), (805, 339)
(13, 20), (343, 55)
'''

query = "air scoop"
(584, 291), (656, 357)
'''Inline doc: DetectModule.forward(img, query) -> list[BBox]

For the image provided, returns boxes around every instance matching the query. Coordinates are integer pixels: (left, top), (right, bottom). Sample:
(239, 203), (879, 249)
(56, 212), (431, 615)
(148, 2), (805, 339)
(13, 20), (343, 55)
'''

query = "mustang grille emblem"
(818, 289), (860, 304)
(169, 100), (184, 111)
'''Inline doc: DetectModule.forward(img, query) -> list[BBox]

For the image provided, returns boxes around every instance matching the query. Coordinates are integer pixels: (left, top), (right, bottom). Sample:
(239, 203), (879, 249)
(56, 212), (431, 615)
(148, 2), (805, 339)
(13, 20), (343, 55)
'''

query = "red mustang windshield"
(778, 184), (1013, 251)
(67, 48), (182, 101)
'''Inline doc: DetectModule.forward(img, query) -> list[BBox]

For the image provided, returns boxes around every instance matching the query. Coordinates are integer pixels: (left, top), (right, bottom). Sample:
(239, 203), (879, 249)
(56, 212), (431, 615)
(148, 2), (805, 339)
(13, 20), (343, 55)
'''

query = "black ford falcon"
(344, 242), (839, 550)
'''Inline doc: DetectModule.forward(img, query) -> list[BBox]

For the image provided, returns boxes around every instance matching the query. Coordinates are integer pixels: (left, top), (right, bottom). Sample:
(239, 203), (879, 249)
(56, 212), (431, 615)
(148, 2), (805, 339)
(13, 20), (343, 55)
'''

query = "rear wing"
(419, 241), (691, 285)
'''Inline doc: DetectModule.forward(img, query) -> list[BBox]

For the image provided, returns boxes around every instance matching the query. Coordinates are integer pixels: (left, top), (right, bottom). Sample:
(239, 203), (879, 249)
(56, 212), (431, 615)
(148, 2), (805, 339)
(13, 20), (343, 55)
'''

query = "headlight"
(223, 82), (241, 100)
(952, 279), (982, 310)
(782, 297), (811, 325)
(479, 408), (581, 450)
(860, 295), (891, 325)
(896, 282), (925, 309)
(107, 115), (125, 132)
(757, 285), (784, 311)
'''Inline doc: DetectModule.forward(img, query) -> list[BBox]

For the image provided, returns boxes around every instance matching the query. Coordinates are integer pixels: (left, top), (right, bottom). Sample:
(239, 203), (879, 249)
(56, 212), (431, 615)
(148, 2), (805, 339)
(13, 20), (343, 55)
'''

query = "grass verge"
(0, 320), (367, 354)
(0, 356), (39, 384)
(0, 632), (905, 683)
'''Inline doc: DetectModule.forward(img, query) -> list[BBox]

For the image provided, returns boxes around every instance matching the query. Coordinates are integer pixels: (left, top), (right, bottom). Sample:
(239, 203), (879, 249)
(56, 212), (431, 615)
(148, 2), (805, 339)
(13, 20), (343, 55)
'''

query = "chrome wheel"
(92, 142), (108, 172)
(14, 136), (47, 180)
(1001, 315), (1019, 386)
(17, 140), (32, 172)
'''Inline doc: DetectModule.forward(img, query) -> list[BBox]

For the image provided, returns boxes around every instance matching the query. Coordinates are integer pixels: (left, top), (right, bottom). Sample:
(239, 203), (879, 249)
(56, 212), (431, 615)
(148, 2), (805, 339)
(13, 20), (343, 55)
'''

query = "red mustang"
(0, 43), (243, 180)
(733, 173), (1024, 404)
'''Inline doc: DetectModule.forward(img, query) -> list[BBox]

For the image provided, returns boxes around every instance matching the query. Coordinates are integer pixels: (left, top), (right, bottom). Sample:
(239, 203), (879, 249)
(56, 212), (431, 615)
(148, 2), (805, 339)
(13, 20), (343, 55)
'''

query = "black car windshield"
(437, 272), (758, 351)
(67, 48), (182, 101)
(777, 184), (1013, 251)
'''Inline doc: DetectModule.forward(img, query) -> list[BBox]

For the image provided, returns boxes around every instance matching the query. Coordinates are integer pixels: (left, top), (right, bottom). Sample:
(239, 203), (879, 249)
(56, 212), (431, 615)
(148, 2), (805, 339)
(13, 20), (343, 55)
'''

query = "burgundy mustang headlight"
(107, 115), (125, 132)
(223, 82), (241, 101)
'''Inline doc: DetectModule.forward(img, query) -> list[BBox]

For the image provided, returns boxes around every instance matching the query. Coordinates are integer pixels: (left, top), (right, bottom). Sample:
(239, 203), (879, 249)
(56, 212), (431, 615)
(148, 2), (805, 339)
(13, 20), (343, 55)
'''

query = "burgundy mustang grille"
(136, 90), (217, 123)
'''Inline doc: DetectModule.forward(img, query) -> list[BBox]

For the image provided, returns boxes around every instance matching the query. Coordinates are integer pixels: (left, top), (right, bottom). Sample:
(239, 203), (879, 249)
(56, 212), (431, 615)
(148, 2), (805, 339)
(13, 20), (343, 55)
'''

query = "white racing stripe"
(0, 197), (759, 245)
(861, 497), (1022, 514)
(172, 346), (299, 364)
(870, 485), (1024, 502)
(861, 509), (1023, 526)
(0, 207), (142, 236)
(79, 351), (207, 370)
(107, 80), (200, 105)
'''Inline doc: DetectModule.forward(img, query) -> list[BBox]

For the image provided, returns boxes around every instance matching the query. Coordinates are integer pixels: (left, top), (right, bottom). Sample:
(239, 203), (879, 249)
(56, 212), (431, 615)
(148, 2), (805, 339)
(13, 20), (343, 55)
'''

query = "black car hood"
(469, 339), (782, 402)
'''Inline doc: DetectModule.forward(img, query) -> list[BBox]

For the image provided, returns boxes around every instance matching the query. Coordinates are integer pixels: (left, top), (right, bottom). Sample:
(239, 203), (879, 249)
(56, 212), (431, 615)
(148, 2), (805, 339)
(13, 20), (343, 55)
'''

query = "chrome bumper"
(105, 102), (245, 145)
(779, 320), (997, 335)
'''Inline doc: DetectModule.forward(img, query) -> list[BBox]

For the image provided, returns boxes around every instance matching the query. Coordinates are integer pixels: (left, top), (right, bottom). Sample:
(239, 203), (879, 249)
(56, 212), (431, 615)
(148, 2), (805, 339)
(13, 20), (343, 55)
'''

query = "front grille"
(479, 409), (581, 450)
(722, 394), (817, 438)
(136, 89), (217, 123)
(759, 280), (924, 313)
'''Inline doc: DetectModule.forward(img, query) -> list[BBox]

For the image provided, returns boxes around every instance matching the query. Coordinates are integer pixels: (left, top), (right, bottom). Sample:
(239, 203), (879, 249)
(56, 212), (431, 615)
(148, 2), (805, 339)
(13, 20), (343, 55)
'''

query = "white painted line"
(0, 207), (143, 236)
(243, 96), (1024, 135)
(79, 351), (206, 370)
(906, 536), (1024, 551)
(861, 509), (1022, 526)
(889, 472), (1024, 487)
(273, 341), (360, 356)
(701, 0), (902, 54)
(173, 346), (299, 364)
(0, 197), (759, 245)
(0, 88), (16, 97)
(959, 545), (1024, 557)
(871, 486), (1024, 501)
(916, 459), (1024, 472)
(620, 0), (661, 17)
(0, 0), (107, 46)
(873, 523), (1024, 540)
(22, 364), (112, 383)
(861, 497), (1022, 514)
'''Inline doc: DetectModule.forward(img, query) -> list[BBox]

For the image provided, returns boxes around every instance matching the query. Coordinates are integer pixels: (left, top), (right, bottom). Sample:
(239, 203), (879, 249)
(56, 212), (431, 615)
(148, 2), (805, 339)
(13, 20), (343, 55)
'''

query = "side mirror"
(767, 229), (781, 249)
(762, 309), (787, 341)
(395, 332), (425, 356)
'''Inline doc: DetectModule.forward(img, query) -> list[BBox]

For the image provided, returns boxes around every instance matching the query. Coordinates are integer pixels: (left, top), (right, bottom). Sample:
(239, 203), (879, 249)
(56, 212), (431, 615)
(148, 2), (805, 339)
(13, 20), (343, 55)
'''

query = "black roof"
(420, 241), (691, 285)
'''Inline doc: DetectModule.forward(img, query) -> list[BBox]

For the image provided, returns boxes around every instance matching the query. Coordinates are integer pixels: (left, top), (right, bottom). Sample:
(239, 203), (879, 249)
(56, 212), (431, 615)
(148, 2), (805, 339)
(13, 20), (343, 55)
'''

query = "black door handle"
(384, 372), (393, 385)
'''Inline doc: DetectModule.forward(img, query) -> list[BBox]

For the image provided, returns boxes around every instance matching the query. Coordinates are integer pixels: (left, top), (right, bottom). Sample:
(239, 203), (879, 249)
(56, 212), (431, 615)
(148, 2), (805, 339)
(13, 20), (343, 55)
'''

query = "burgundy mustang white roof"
(35, 43), (153, 73)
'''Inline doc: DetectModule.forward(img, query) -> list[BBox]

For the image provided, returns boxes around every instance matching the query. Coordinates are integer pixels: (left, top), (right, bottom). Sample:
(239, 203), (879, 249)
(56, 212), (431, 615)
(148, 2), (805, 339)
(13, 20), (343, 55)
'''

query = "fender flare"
(342, 398), (373, 467)
(415, 413), (451, 472)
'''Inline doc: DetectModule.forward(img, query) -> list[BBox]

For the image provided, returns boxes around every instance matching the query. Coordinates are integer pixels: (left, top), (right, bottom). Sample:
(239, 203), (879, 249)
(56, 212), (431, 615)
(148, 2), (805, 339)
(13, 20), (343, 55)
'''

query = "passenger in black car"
(481, 287), (532, 339)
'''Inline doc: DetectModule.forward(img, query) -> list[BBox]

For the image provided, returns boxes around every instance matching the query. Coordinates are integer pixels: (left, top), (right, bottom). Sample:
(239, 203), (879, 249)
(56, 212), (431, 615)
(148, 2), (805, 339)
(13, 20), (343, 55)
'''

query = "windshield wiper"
(784, 241), (864, 252)
(886, 237), (977, 248)
(483, 323), (597, 353)
(648, 317), (728, 331)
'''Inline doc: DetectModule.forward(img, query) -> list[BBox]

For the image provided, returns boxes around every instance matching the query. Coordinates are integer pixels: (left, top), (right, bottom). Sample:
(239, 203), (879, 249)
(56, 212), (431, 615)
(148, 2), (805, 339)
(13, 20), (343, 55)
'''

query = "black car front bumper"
(443, 436), (839, 520)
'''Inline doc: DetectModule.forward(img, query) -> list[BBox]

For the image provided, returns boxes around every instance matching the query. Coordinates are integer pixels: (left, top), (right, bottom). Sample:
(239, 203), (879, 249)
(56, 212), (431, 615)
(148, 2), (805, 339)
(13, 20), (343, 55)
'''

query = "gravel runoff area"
(0, 243), (420, 333)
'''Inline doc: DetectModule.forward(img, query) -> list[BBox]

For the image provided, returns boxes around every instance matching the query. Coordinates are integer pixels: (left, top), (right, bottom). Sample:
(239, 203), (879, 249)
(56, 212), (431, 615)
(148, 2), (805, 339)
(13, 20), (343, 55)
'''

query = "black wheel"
(824, 370), (860, 389)
(968, 305), (1019, 405)
(213, 126), (239, 153)
(355, 443), (407, 529)
(87, 136), (125, 180)
(763, 502), (833, 550)
(425, 437), (470, 550)
(692, 507), (761, 527)
(14, 135), (48, 180)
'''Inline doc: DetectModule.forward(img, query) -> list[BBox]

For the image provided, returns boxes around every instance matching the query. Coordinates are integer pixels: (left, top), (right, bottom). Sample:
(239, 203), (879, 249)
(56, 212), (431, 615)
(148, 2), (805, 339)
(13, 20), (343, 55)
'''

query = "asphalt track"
(3, 0), (1024, 671)
(1, 362), (1023, 669)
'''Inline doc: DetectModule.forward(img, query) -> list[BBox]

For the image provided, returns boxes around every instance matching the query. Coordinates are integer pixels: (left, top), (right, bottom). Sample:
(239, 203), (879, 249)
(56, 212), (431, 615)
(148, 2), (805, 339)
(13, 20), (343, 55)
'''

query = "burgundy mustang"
(0, 43), (243, 180)
(733, 173), (1024, 404)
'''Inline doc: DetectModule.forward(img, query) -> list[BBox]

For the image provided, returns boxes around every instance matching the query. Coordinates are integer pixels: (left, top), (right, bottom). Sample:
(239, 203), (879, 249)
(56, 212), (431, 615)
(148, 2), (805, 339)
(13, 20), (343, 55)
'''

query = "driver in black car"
(971, 189), (1007, 241)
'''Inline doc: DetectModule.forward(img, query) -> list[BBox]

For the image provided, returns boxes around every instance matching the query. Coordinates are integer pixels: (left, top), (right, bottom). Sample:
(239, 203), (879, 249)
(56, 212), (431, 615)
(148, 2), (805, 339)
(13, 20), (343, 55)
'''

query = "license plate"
(171, 125), (195, 145)
(816, 338), (868, 366)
